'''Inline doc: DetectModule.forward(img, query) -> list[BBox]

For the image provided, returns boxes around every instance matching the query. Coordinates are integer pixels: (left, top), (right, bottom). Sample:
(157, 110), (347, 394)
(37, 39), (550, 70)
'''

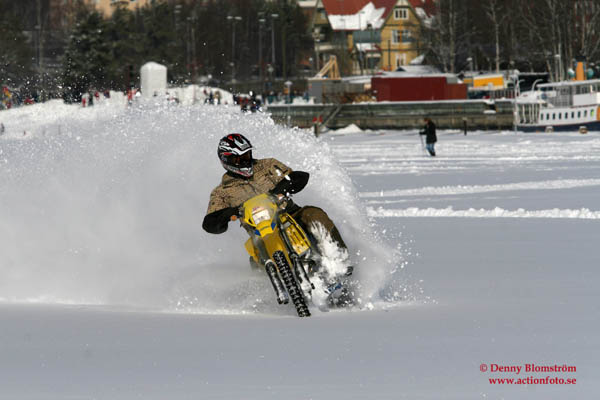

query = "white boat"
(516, 79), (600, 132)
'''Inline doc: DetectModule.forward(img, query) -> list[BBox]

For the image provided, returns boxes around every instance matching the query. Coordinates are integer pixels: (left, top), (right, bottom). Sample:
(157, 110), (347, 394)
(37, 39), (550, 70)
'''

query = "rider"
(202, 133), (348, 253)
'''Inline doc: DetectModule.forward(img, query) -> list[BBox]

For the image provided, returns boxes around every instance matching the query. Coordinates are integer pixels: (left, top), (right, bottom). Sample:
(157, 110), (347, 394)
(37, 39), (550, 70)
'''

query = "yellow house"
(379, 0), (430, 71)
(314, 0), (433, 75)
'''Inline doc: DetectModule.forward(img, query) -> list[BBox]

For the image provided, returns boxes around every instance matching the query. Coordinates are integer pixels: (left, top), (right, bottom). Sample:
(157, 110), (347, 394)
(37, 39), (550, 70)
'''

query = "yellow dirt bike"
(234, 193), (352, 317)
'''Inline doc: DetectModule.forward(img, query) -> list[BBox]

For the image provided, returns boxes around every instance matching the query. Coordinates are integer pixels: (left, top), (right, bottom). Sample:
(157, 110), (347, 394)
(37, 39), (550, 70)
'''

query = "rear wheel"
(327, 282), (355, 308)
(273, 251), (311, 317)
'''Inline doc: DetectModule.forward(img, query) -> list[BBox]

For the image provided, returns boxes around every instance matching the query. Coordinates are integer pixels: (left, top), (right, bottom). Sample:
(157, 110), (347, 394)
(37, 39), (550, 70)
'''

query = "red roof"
(408, 0), (436, 17)
(322, 0), (397, 17)
(322, 0), (434, 19)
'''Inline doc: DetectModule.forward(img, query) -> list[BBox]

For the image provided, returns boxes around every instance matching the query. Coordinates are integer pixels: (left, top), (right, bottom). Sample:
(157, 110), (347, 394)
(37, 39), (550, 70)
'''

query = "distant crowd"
(1, 84), (312, 115)
(234, 90), (310, 113)
(81, 90), (112, 107)
(1, 86), (38, 110)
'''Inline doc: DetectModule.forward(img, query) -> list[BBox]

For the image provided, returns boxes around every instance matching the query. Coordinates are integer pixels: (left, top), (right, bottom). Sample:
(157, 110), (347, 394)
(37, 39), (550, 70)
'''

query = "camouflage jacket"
(206, 158), (292, 215)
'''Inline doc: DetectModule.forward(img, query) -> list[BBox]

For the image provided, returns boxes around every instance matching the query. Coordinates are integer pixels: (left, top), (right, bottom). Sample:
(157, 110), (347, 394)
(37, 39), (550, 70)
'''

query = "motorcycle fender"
(244, 238), (259, 263)
(262, 231), (291, 264)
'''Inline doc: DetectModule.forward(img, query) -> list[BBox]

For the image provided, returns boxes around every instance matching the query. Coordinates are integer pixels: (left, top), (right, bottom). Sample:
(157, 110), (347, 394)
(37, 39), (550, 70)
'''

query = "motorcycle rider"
(202, 133), (348, 253)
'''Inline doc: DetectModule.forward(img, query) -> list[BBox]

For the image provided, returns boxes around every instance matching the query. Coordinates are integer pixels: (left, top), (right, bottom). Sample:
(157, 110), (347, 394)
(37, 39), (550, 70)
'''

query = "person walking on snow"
(420, 117), (437, 156)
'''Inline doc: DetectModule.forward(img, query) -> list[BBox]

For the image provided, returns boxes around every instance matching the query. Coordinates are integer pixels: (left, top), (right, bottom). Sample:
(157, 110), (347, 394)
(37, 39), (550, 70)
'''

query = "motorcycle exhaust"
(265, 260), (289, 304)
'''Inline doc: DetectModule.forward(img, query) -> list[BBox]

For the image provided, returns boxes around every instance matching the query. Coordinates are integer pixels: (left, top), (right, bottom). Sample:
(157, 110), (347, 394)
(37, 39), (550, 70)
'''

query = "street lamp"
(227, 15), (242, 83)
(187, 11), (198, 86)
(367, 23), (375, 74)
(267, 64), (275, 81)
(357, 10), (365, 74)
(270, 13), (279, 78)
(259, 17), (266, 83)
(312, 28), (321, 72)
(35, 0), (45, 101)
(174, 4), (181, 29)
(554, 54), (562, 82)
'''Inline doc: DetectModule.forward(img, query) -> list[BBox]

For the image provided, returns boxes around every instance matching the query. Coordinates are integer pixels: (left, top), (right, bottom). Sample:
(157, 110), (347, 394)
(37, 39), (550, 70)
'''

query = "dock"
(266, 99), (515, 131)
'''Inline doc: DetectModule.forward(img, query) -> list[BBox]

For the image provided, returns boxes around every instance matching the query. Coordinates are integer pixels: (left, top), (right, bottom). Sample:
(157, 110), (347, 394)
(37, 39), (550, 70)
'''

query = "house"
(379, 0), (434, 71)
(312, 0), (434, 75)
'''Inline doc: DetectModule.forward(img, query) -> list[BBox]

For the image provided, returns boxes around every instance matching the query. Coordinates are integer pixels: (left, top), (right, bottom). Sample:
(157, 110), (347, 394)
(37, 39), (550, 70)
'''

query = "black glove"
(202, 206), (239, 234)
(270, 171), (310, 197)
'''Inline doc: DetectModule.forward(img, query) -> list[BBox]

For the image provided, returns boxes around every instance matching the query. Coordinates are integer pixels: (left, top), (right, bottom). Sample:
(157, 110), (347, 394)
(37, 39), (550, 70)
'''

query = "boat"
(516, 79), (600, 132)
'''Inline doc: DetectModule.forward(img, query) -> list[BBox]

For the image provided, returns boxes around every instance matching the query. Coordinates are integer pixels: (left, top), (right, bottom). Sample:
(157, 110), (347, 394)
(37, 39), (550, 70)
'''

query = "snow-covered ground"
(0, 101), (598, 399)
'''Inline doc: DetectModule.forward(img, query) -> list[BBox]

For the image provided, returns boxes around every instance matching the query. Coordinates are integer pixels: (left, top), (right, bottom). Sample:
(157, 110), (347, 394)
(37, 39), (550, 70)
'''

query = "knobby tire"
(273, 251), (311, 317)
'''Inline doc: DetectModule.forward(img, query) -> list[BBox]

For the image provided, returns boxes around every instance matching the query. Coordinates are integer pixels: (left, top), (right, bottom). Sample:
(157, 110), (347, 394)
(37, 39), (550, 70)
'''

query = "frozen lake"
(0, 102), (598, 399)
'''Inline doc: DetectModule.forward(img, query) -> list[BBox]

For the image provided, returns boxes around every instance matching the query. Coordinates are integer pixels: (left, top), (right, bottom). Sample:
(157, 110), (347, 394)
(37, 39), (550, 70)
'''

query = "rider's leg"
(291, 206), (348, 251)
(293, 207), (354, 292)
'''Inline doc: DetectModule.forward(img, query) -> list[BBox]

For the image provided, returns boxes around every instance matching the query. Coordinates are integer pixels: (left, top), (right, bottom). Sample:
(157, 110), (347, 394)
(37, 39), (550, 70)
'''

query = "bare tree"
(418, 0), (451, 72)
(575, 0), (600, 61)
(520, 0), (563, 80)
(484, 0), (507, 73)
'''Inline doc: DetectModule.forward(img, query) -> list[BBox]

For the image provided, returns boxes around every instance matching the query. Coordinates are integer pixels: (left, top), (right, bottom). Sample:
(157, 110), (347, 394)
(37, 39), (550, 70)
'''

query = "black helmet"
(217, 133), (254, 178)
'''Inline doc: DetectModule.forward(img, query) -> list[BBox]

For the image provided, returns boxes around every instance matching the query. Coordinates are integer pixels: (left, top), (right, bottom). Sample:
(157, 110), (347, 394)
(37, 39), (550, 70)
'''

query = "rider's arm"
(203, 187), (237, 234)
(270, 170), (310, 196)
(202, 206), (238, 234)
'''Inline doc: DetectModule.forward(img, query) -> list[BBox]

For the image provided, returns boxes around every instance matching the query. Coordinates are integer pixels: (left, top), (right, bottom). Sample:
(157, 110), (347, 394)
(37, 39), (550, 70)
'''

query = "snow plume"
(307, 222), (362, 312)
(0, 100), (410, 314)
(310, 222), (350, 277)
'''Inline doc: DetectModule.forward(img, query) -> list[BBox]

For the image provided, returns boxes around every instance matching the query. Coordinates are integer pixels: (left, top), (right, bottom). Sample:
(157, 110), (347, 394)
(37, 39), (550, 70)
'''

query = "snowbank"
(333, 123), (364, 134)
(367, 206), (600, 219)
(360, 178), (600, 198)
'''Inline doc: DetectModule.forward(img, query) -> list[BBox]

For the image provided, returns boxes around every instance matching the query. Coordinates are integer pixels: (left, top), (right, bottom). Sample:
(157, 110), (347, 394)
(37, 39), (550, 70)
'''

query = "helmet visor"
(229, 151), (252, 166)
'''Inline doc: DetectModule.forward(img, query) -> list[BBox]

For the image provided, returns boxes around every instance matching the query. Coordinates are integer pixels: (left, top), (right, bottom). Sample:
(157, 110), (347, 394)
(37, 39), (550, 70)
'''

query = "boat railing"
(542, 91), (572, 108)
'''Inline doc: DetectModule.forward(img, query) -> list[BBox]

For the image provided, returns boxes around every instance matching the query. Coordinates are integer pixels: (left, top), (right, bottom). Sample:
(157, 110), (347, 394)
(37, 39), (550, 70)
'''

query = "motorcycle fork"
(278, 222), (315, 292)
(252, 234), (289, 304)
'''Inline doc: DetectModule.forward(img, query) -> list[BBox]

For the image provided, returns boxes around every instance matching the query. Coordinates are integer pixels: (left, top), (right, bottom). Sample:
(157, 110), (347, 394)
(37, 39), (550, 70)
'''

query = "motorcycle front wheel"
(273, 251), (311, 317)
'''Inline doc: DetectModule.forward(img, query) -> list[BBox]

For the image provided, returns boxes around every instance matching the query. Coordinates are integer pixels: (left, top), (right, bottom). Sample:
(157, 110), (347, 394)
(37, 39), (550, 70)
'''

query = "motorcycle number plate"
(252, 207), (271, 224)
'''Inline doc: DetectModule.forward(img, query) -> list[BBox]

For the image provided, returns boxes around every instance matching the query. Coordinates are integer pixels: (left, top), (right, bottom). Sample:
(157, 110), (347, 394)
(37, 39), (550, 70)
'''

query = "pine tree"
(0, 0), (34, 90)
(105, 6), (145, 90)
(62, 10), (111, 102)
(139, 3), (184, 83)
